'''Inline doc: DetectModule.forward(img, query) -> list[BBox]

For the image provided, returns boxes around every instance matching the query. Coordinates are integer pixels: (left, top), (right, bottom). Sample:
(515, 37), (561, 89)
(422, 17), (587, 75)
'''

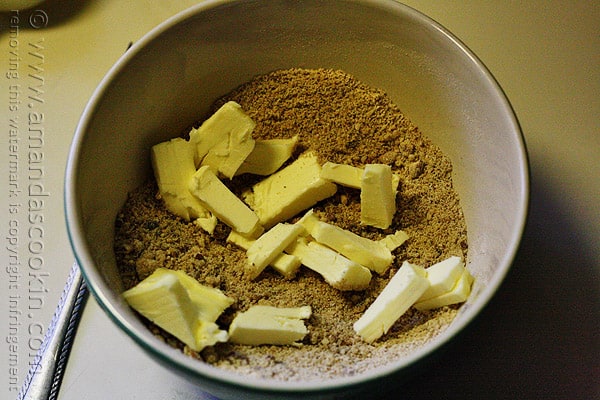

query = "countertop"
(1, 1), (598, 399)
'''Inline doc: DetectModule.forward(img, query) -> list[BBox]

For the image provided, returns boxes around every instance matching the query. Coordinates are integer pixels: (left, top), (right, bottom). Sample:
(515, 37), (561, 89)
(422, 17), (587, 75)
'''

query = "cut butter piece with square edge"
(414, 268), (474, 311)
(242, 151), (337, 229)
(122, 268), (228, 352)
(235, 136), (299, 176)
(227, 230), (301, 279)
(304, 219), (394, 275)
(189, 101), (256, 168)
(149, 268), (234, 322)
(285, 238), (372, 291)
(320, 162), (364, 189)
(150, 137), (212, 223)
(353, 261), (428, 343)
(321, 161), (401, 192)
(189, 165), (263, 238)
(360, 164), (396, 229)
(228, 305), (312, 346)
(417, 256), (465, 302)
(246, 223), (304, 279)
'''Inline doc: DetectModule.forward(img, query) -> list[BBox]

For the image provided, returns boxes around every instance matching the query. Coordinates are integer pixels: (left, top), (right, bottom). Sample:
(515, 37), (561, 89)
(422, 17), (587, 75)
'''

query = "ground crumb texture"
(114, 68), (468, 381)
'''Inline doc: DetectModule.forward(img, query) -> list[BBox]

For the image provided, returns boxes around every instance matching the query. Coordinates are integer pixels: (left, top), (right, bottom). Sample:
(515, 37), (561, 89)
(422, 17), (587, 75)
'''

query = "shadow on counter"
(367, 157), (600, 400)
(0, 0), (98, 30)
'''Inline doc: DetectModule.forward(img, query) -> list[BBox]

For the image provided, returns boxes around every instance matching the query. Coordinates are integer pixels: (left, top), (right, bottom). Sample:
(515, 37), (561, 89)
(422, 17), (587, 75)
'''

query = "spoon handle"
(16, 263), (89, 400)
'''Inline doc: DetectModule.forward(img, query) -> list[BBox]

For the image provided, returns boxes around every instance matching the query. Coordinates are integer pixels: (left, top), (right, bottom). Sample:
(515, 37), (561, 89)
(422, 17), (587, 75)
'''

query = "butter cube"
(189, 166), (263, 237)
(360, 164), (396, 229)
(227, 230), (301, 278)
(309, 221), (394, 274)
(243, 151), (337, 228)
(189, 101), (256, 167)
(353, 261), (428, 343)
(150, 138), (211, 222)
(235, 136), (298, 176)
(228, 305), (312, 346)
(418, 256), (465, 302)
(321, 161), (401, 192)
(286, 238), (372, 291)
(122, 268), (229, 351)
(246, 223), (303, 279)
(414, 268), (474, 311)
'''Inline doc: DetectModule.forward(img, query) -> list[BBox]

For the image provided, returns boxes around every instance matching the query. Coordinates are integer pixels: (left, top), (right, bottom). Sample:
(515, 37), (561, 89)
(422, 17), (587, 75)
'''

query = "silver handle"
(16, 263), (89, 400)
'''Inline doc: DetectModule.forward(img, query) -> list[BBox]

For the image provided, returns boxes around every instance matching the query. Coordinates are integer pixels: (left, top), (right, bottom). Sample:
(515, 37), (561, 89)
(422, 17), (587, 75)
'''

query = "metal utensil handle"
(16, 263), (89, 400)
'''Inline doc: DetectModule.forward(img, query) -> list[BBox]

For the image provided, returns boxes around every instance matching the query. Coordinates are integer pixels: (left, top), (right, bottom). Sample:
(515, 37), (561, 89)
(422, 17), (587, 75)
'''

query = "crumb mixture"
(114, 68), (468, 381)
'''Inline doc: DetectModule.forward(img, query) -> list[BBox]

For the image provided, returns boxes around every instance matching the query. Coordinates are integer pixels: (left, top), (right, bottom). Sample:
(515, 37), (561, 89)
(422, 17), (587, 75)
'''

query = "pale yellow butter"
(296, 210), (401, 274)
(193, 214), (218, 235)
(246, 223), (303, 279)
(414, 268), (474, 311)
(189, 166), (263, 237)
(417, 256), (465, 302)
(320, 162), (364, 188)
(189, 101), (256, 168)
(235, 136), (299, 176)
(150, 138), (211, 222)
(242, 151), (337, 228)
(321, 161), (401, 192)
(122, 268), (229, 351)
(295, 208), (321, 236)
(285, 238), (372, 291)
(380, 230), (409, 251)
(150, 268), (234, 322)
(360, 164), (396, 229)
(353, 261), (428, 343)
(309, 220), (394, 274)
(228, 305), (312, 346)
(201, 124), (255, 179)
(226, 230), (301, 279)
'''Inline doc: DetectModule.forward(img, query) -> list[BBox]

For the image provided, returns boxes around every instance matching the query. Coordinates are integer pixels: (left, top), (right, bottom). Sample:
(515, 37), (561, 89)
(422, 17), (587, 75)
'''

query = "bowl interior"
(66, 0), (528, 398)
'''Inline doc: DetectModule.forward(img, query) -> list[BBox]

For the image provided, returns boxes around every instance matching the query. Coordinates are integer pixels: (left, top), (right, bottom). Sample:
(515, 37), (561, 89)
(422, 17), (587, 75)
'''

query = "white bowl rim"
(65, 0), (529, 395)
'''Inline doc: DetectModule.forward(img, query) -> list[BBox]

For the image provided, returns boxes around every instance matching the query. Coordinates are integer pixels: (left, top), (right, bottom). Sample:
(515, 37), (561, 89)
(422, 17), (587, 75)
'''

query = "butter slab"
(189, 101), (255, 167)
(243, 151), (337, 228)
(228, 305), (312, 346)
(227, 230), (302, 278)
(309, 221), (394, 274)
(122, 268), (228, 351)
(151, 137), (211, 222)
(151, 268), (234, 322)
(286, 238), (372, 291)
(360, 164), (396, 229)
(353, 261), (428, 343)
(189, 166), (263, 237)
(235, 136), (298, 176)
(414, 268), (474, 311)
(320, 161), (401, 192)
(246, 223), (303, 279)
(417, 256), (465, 301)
